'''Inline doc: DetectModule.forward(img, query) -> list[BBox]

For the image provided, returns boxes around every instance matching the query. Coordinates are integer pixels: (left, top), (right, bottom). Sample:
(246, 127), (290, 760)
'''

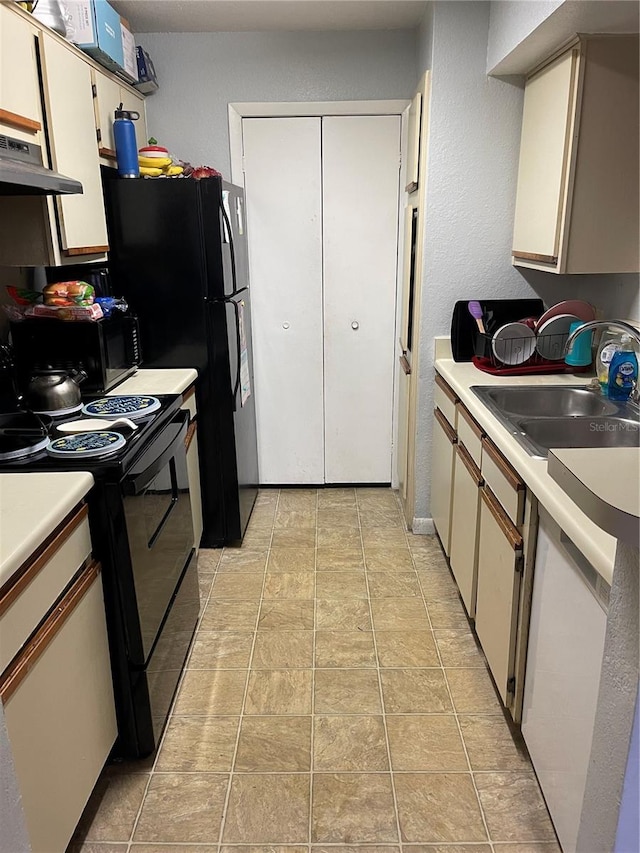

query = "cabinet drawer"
(434, 373), (458, 429)
(475, 486), (523, 708)
(431, 408), (457, 557)
(449, 444), (482, 618)
(0, 561), (117, 853)
(0, 504), (91, 672)
(481, 437), (525, 526)
(456, 402), (484, 467)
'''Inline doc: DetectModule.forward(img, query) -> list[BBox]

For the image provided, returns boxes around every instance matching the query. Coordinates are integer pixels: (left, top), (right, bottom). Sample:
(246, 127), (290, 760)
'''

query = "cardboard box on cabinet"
(66, 0), (136, 83)
(134, 46), (159, 94)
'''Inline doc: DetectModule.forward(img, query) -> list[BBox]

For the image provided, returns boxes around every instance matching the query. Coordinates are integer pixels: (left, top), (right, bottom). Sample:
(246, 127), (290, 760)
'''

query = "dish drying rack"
(472, 331), (591, 376)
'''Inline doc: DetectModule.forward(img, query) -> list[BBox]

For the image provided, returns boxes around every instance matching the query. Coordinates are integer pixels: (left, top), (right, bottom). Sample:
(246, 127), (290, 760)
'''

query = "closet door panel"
(242, 117), (324, 483)
(322, 115), (401, 483)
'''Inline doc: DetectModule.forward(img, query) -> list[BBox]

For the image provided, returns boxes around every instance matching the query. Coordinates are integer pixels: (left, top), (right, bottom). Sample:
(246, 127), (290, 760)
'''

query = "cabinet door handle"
(0, 108), (41, 133)
(399, 354), (411, 375)
(434, 407), (457, 445)
(0, 503), (89, 617)
(435, 372), (458, 404)
(482, 437), (524, 492)
(481, 486), (523, 551)
(513, 250), (558, 264)
(456, 442), (482, 486)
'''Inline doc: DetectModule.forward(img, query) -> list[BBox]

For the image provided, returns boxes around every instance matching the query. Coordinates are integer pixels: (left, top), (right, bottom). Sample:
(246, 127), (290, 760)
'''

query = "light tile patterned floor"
(68, 487), (561, 853)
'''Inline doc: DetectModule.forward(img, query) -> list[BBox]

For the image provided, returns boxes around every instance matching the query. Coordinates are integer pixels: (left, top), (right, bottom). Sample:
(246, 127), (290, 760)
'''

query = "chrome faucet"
(565, 320), (640, 402)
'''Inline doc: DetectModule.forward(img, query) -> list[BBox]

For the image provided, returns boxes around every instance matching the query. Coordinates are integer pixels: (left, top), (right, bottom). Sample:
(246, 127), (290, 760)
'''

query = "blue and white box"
(66, 0), (126, 77)
(135, 46), (159, 94)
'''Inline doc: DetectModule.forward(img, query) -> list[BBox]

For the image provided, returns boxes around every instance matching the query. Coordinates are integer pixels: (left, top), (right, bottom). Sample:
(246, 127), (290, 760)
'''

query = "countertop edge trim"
(548, 451), (639, 544)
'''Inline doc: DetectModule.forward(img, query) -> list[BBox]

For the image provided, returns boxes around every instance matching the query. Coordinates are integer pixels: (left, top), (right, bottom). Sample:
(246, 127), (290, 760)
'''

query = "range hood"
(0, 133), (83, 196)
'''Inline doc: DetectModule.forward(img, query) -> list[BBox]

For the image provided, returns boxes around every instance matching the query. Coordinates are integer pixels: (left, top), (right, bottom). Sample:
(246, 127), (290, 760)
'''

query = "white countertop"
(109, 368), (198, 397)
(0, 472), (94, 588)
(434, 340), (618, 584)
(549, 448), (640, 545)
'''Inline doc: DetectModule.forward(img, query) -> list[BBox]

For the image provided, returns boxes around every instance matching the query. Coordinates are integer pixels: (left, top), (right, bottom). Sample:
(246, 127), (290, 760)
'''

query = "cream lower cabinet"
(475, 485), (524, 708)
(431, 407), (457, 556)
(186, 422), (203, 549)
(449, 444), (482, 618)
(181, 386), (203, 550)
(0, 502), (116, 853)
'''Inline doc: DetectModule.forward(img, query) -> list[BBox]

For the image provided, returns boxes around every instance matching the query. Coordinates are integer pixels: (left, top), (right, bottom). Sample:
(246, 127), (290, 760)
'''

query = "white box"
(120, 21), (138, 82)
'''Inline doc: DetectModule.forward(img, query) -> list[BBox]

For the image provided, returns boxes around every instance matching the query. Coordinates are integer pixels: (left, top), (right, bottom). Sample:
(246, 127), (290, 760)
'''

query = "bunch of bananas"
(138, 156), (184, 177)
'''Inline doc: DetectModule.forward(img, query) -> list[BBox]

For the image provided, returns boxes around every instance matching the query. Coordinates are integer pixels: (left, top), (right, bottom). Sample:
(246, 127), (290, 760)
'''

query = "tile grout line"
(216, 488), (280, 847)
(308, 487), (319, 852)
(409, 536), (494, 848)
(356, 489), (403, 849)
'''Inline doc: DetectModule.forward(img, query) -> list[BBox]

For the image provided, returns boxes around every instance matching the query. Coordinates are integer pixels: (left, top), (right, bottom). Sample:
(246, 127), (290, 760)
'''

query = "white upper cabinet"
(39, 34), (109, 256)
(512, 35), (639, 274)
(0, 4), (42, 140)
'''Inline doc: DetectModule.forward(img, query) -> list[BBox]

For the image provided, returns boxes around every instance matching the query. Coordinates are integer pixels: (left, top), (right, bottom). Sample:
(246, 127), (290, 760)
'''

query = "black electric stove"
(0, 394), (181, 475)
(0, 393), (199, 759)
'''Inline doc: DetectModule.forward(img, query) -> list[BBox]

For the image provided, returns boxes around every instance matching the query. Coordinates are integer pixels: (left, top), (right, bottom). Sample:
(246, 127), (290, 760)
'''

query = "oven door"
(122, 410), (194, 665)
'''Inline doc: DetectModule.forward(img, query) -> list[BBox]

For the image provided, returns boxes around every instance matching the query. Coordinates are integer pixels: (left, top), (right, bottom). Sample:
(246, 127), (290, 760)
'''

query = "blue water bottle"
(113, 103), (140, 178)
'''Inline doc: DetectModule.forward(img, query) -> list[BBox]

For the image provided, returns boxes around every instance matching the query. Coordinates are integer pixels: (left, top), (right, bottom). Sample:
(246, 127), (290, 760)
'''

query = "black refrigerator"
(102, 175), (259, 546)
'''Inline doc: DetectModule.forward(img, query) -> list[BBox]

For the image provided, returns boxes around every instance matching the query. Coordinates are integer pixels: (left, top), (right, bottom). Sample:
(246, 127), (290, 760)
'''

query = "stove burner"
(47, 431), (127, 458)
(0, 412), (52, 461)
(31, 402), (83, 417)
(82, 395), (161, 420)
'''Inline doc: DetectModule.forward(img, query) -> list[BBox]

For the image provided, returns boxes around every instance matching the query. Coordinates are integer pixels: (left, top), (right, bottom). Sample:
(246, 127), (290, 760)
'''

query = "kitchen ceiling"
(110, 0), (430, 33)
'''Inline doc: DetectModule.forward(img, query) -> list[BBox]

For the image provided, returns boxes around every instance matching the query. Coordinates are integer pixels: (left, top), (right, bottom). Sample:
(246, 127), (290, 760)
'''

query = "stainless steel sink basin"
(475, 386), (619, 418)
(471, 385), (640, 458)
(518, 416), (640, 457)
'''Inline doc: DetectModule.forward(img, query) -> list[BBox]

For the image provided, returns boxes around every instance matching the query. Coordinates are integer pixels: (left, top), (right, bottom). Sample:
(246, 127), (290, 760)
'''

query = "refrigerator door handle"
(221, 206), (238, 298)
(231, 300), (242, 411)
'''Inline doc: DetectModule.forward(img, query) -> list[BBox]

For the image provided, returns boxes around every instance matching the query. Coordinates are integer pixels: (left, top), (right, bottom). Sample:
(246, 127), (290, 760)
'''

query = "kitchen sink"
(475, 386), (619, 418)
(472, 385), (640, 458)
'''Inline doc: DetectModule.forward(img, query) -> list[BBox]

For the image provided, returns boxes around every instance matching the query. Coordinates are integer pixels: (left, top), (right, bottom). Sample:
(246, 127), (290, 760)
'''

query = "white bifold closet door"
(243, 114), (400, 484)
(322, 115), (400, 483)
(242, 117), (324, 484)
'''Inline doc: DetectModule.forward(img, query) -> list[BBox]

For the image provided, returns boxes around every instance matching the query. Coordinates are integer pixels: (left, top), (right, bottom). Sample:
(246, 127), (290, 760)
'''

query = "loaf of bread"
(42, 280), (95, 307)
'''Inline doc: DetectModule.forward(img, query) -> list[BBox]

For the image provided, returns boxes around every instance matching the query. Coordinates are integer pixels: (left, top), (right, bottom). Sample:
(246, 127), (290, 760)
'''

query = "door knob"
(351, 321), (359, 330)
(282, 322), (290, 330)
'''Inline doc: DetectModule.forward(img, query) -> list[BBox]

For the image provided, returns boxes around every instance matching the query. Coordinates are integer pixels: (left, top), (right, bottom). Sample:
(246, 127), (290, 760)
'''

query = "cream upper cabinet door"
(94, 72), (148, 163)
(93, 70), (120, 159)
(322, 114), (400, 484)
(0, 5), (42, 140)
(243, 116), (324, 484)
(39, 34), (109, 255)
(512, 49), (577, 264)
(512, 36), (638, 274)
(119, 87), (148, 153)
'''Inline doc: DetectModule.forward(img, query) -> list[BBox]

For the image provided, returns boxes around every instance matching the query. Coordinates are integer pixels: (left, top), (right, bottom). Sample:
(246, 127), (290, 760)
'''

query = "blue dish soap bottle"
(113, 103), (140, 178)
(607, 336), (638, 401)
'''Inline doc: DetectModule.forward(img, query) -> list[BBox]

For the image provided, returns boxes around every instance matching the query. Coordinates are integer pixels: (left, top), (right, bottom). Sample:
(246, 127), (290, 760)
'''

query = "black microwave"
(9, 313), (142, 394)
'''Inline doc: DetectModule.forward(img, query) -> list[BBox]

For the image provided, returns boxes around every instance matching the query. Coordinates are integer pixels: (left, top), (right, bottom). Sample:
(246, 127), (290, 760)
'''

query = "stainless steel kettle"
(23, 367), (87, 413)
